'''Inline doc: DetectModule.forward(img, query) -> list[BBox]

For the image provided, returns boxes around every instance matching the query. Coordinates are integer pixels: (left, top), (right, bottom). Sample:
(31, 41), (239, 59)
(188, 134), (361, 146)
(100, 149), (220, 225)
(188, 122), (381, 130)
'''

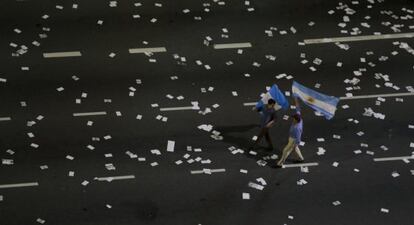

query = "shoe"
(292, 159), (304, 164)
(274, 161), (283, 168)
(271, 164), (282, 168)
(274, 164), (282, 168)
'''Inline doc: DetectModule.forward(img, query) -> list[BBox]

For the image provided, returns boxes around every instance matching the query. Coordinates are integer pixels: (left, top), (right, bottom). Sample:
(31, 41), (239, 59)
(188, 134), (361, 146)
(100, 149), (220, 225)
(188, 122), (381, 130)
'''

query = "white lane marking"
(73, 111), (107, 117)
(339, 92), (414, 100)
(373, 156), (414, 162)
(243, 102), (256, 106)
(95, 175), (135, 181)
(0, 182), (39, 189)
(160, 106), (198, 112)
(43, 51), (82, 58)
(282, 162), (319, 168)
(304, 32), (414, 44)
(128, 47), (167, 54)
(0, 117), (12, 121)
(213, 42), (252, 49)
(190, 168), (226, 174)
(243, 92), (414, 106)
(211, 168), (226, 173)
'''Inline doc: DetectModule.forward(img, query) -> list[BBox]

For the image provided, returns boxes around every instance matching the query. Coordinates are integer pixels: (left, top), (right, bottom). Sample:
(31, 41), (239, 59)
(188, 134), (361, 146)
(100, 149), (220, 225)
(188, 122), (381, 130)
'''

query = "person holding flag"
(276, 97), (304, 167)
(249, 84), (289, 151)
(250, 98), (278, 151)
(276, 81), (340, 167)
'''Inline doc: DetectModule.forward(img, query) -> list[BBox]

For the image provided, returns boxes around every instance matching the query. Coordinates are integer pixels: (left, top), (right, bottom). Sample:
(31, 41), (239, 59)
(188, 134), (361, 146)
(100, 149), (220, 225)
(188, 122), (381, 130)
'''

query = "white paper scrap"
(242, 192), (250, 200)
(248, 182), (264, 190)
(240, 169), (248, 174)
(167, 140), (175, 152)
(381, 208), (389, 213)
(332, 201), (341, 206)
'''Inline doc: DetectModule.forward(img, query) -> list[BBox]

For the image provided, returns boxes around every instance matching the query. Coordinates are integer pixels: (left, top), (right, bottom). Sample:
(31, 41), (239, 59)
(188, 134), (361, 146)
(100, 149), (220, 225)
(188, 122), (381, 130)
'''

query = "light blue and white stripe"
(292, 81), (339, 120)
(256, 84), (289, 111)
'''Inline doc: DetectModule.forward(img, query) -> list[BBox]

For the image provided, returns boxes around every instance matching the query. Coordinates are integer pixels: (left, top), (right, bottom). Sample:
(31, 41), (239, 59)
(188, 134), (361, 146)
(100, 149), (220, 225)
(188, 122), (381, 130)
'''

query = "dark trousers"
(252, 127), (273, 148)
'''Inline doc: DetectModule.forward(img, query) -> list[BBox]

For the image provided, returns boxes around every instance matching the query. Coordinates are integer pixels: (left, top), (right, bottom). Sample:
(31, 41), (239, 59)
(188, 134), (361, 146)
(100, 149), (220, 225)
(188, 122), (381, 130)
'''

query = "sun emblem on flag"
(307, 96), (315, 103)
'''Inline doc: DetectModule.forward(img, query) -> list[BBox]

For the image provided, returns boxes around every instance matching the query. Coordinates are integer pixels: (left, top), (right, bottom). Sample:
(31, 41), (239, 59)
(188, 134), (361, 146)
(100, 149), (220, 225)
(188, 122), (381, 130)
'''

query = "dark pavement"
(1, 0), (414, 224)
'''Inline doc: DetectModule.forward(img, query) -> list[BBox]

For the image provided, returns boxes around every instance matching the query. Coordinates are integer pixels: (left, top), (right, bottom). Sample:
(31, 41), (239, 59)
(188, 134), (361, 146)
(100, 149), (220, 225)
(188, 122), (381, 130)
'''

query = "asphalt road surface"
(1, 0), (414, 224)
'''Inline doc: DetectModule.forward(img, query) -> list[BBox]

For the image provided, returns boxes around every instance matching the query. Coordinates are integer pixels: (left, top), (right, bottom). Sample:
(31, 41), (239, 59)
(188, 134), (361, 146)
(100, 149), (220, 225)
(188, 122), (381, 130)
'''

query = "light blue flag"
(256, 84), (289, 111)
(292, 81), (340, 120)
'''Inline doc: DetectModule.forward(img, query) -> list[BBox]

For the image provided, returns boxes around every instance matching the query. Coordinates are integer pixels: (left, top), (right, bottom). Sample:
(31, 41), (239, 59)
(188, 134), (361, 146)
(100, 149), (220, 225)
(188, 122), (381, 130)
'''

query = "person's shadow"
(215, 124), (281, 166)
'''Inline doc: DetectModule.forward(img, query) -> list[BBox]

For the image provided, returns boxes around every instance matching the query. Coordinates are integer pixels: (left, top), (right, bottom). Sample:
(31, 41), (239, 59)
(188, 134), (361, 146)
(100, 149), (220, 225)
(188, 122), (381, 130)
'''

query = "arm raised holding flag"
(276, 97), (305, 167)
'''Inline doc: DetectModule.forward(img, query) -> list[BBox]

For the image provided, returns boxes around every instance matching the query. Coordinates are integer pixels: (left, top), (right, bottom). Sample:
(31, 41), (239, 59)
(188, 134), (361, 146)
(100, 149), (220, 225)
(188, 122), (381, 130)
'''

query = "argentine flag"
(292, 81), (340, 120)
(256, 84), (289, 111)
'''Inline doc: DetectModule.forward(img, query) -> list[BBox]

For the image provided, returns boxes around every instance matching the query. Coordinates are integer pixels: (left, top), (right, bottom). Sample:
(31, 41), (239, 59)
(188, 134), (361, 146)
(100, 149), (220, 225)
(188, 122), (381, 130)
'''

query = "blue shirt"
(259, 106), (277, 128)
(289, 107), (303, 144)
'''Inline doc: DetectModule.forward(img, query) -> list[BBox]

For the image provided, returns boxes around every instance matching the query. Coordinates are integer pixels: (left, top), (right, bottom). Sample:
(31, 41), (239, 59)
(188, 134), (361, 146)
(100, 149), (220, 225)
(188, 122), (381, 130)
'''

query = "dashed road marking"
(0, 182), (39, 189)
(95, 175), (135, 181)
(191, 168), (226, 174)
(43, 51), (82, 58)
(128, 47), (167, 54)
(73, 111), (107, 117)
(304, 32), (414, 44)
(373, 156), (414, 162)
(160, 106), (198, 111)
(282, 162), (319, 168)
(0, 117), (12, 122)
(213, 42), (252, 49)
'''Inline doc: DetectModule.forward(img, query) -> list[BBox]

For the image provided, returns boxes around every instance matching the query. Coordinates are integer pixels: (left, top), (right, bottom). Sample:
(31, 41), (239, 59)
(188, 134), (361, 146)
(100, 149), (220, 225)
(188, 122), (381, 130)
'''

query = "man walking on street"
(277, 97), (304, 166)
(250, 99), (278, 151)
